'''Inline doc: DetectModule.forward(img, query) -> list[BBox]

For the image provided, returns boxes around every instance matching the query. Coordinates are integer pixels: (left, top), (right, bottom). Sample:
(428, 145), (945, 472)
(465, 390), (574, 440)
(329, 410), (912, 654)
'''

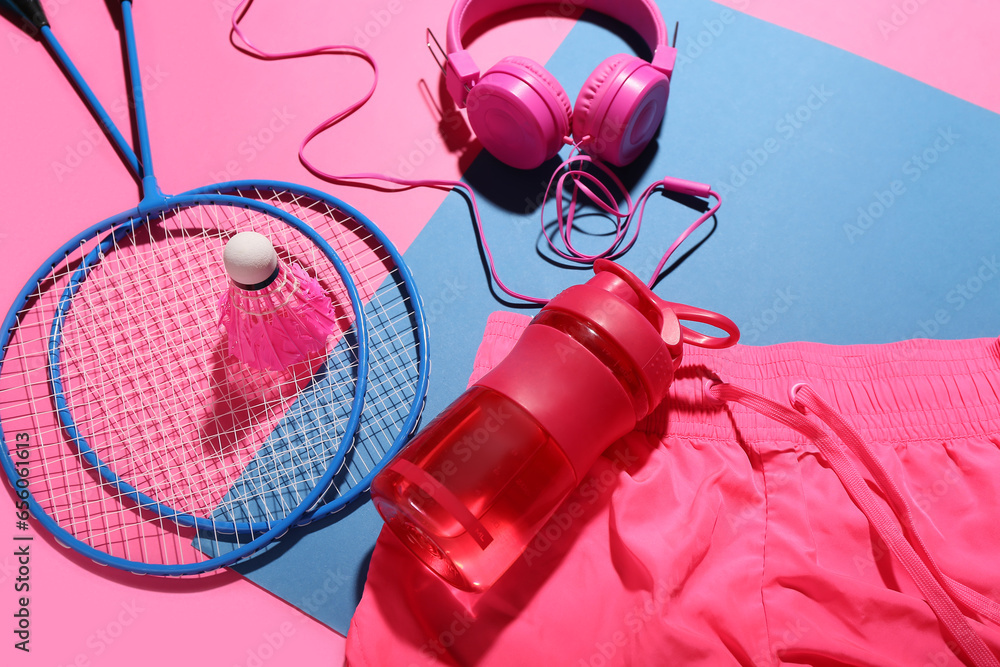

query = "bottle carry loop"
(593, 259), (740, 359)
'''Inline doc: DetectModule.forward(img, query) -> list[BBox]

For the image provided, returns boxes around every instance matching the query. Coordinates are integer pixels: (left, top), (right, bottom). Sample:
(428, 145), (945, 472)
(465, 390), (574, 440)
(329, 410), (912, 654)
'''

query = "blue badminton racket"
(0, 1), (372, 574)
(34, 9), (430, 524)
(191, 182), (430, 527)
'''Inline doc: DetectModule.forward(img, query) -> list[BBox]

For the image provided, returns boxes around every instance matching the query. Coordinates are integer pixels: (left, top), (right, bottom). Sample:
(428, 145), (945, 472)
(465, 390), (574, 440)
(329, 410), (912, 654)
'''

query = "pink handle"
(664, 301), (740, 349)
(389, 459), (495, 549)
(593, 259), (740, 351)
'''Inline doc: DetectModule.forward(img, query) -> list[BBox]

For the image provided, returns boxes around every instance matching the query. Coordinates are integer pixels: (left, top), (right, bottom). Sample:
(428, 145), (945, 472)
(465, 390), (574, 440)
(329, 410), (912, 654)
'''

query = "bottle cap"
(544, 262), (672, 418)
(546, 260), (740, 418)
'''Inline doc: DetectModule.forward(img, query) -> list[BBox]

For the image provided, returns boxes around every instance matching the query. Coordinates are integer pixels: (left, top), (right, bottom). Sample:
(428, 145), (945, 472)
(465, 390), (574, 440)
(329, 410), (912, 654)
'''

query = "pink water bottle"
(370, 260), (739, 591)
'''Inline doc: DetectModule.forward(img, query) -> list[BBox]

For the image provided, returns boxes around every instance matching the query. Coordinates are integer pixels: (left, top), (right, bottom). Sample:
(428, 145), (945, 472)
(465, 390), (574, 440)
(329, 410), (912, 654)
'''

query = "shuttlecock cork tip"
(224, 231), (279, 288)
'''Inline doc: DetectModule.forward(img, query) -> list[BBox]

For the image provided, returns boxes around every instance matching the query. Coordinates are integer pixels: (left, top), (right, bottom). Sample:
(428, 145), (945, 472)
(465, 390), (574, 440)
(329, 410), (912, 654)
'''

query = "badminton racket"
(0, 0), (370, 574)
(58, 4), (429, 524)
(191, 181), (430, 526)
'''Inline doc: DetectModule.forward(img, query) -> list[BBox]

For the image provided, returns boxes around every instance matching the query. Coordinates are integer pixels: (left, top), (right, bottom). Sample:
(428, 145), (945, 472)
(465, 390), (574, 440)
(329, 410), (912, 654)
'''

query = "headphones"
(223, 0), (716, 306)
(444, 0), (677, 169)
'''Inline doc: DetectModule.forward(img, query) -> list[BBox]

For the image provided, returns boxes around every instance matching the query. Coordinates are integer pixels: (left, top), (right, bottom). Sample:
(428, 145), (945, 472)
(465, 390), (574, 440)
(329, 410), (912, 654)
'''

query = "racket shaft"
(39, 26), (141, 177)
(120, 0), (159, 198)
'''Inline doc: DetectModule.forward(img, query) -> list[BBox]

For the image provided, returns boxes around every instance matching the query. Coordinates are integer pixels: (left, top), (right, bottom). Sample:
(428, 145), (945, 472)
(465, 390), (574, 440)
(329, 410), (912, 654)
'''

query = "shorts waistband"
(654, 337), (1000, 446)
(477, 311), (1000, 447)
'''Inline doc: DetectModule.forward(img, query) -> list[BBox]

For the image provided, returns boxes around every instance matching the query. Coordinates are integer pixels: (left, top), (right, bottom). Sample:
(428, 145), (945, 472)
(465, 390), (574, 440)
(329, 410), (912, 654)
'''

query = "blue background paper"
(233, 0), (1000, 634)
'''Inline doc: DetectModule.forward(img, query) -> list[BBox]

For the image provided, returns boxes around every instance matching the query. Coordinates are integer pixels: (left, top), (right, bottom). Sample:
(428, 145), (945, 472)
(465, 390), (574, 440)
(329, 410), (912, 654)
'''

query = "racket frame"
(0, 1), (375, 573)
(44, 192), (370, 535)
(0, 196), (369, 575)
(191, 180), (431, 523)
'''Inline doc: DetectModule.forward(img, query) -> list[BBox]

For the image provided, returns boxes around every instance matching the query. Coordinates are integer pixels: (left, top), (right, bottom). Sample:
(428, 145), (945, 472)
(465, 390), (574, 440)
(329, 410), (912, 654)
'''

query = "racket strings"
(5, 288), (132, 561)
(243, 187), (393, 292)
(2, 199), (365, 568)
(60, 209), (258, 519)
(3, 303), (215, 567)
(223, 187), (425, 513)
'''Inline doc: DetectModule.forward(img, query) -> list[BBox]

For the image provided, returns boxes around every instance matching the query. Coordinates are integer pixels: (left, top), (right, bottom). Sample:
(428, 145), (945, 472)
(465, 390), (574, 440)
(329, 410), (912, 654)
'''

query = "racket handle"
(2, 0), (48, 29)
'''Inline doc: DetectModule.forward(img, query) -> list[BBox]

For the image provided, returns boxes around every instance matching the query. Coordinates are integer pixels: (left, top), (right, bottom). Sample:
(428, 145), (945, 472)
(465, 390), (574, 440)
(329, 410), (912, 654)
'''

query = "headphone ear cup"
(465, 56), (571, 170)
(572, 55), (670, 167)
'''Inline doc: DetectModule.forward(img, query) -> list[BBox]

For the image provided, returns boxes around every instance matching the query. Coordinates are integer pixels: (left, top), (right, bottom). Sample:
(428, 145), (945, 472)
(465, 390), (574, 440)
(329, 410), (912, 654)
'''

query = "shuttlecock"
(218, 231), (338, 372)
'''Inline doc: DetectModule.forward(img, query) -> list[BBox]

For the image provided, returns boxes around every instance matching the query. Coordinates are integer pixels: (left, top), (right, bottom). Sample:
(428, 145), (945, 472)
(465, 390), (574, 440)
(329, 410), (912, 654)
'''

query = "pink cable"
(230, 1), (378, 121)
(230, 1), (720, 305)
(539, 147), (721, 290)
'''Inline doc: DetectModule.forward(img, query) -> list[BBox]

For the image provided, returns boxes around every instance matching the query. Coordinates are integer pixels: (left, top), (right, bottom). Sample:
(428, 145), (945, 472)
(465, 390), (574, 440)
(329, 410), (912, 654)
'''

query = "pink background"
(0, 0), (996, 665)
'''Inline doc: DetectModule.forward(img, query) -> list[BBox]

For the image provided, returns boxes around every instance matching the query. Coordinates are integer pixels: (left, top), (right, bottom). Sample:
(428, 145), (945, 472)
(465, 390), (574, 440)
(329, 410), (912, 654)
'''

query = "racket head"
(190, 181), (430, 523)
(0, 193), (368, 574)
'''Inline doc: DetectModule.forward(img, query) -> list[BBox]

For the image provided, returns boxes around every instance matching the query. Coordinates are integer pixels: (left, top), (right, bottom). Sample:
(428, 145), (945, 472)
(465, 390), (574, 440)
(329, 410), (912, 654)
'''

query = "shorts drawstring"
(707, 381), (1000, 667)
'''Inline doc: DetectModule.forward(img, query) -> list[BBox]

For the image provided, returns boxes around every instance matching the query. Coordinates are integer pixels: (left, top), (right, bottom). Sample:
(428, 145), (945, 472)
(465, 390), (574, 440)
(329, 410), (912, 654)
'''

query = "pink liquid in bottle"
(372, 386), (576, 590)
(370, 260), (739, 591)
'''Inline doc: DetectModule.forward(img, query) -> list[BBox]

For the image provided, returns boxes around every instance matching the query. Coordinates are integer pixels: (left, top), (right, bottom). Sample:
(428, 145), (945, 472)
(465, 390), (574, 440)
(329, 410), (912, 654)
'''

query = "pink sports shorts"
(346, 311), (1000, 666)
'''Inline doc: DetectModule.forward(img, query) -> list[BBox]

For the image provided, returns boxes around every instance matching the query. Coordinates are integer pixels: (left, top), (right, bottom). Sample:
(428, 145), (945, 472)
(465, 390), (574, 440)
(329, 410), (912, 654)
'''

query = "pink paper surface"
(714, 0), (1000, 114)
(0, 0), (994, 665)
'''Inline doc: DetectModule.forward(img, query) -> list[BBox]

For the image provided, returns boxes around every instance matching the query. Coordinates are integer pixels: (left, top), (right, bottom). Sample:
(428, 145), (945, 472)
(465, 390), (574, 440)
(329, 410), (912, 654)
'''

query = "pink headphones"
(444, 0), (678, 169)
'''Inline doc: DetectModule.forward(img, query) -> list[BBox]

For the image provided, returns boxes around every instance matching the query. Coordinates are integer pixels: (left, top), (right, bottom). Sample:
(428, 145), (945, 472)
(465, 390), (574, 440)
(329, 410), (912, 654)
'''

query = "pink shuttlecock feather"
(218, 231), (337, 372)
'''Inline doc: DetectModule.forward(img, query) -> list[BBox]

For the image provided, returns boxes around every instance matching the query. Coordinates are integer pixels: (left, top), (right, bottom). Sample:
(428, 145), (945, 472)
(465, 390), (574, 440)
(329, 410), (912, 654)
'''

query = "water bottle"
(370, 260), (739, 591)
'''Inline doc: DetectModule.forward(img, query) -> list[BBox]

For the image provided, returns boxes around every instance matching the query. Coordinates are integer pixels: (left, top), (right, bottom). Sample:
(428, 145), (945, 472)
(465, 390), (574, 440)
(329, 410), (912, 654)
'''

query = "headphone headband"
(444, 0), (675, 106)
